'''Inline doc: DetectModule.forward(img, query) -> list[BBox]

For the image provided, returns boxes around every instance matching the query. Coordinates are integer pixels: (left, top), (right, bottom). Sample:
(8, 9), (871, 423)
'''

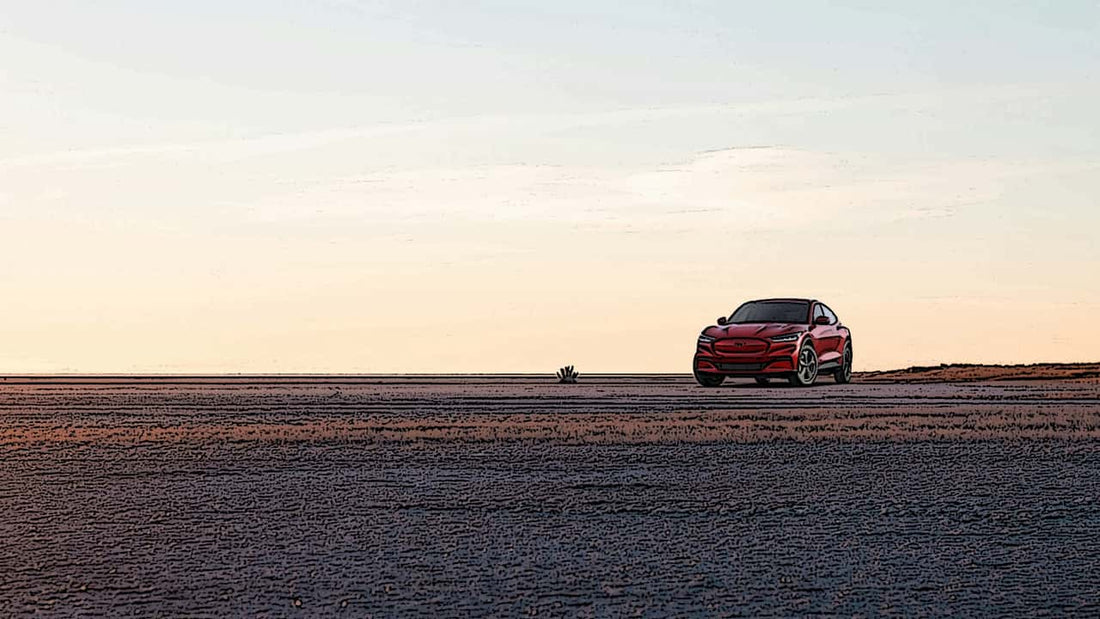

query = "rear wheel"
(834, 342), (853, 384)
(788, 342), (819, 387)
(754, 377), (770, 386)
(694, 368), (725, 387)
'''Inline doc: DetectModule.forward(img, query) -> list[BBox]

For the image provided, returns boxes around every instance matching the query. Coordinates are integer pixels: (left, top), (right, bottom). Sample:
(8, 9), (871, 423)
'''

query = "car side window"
(822, 305), (838, 325)
(813, 304), (826, 322)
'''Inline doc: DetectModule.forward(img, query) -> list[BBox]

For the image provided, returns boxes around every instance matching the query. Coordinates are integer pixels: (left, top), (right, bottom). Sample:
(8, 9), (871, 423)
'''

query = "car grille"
(713, 338), (768, 355)
(717, 363), (765, 372)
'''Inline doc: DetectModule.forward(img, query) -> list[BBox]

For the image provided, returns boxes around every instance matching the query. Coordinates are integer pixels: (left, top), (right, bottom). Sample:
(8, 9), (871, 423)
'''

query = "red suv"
(693, 298), (852, 387)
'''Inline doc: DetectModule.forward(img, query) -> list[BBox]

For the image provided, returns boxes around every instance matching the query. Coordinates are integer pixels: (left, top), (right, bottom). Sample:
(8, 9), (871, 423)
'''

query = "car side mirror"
(716, 316), (728, 326)
(814, 315), (830, 325)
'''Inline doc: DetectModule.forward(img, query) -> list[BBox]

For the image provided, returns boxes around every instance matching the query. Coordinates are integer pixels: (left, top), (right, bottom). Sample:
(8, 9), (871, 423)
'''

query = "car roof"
(747, 298), (816, 304)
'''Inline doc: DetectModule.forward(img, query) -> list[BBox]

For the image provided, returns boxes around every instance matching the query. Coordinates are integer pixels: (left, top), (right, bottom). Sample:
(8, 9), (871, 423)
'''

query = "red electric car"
(693, 298), (852, 387)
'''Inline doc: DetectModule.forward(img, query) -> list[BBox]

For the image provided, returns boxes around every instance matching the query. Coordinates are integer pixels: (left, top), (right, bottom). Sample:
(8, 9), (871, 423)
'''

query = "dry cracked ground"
(2, 369), (1099, 615)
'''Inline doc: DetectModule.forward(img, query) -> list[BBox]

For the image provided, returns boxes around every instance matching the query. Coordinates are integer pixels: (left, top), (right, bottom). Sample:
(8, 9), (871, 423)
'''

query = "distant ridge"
(857, 362), (1100, 383)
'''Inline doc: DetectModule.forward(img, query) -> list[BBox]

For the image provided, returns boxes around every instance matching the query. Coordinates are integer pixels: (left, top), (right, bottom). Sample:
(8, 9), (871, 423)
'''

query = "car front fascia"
(694, 329), (806, 376)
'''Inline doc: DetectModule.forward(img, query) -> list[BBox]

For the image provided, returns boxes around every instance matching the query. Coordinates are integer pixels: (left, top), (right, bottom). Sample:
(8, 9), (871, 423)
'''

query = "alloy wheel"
(797, 346), (818, 385)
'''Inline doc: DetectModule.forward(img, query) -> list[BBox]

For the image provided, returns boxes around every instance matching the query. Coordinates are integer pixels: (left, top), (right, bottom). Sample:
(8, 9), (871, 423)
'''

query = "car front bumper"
(694, 340), (799, 376)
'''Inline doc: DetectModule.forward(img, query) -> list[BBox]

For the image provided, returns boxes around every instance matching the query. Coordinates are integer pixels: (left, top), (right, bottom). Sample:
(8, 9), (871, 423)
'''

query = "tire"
(754, 377), (770, 386)
(694, 368), (725, 387)
(834, 341), (853, 384)
(788, 342), (819, 387)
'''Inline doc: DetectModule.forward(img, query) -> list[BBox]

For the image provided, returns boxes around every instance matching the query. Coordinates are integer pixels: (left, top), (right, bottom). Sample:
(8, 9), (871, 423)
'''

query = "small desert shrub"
(556, 365), (579, 384)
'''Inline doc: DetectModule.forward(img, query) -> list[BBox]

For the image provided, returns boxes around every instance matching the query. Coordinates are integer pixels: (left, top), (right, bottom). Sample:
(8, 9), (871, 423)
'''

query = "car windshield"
(728, 301), (810, 324)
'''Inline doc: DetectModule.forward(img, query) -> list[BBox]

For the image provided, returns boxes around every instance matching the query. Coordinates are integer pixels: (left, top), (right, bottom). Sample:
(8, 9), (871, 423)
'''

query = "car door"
(812, 304), (843, 364)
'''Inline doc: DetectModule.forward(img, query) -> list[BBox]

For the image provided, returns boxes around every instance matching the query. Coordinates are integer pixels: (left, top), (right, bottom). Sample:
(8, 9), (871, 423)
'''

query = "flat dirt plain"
(2, 365), (1099, 616)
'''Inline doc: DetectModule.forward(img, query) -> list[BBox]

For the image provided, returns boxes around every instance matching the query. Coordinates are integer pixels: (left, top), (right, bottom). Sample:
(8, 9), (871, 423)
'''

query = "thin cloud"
(211, 147), (1069, 233)
(0, 82), (1056, 169)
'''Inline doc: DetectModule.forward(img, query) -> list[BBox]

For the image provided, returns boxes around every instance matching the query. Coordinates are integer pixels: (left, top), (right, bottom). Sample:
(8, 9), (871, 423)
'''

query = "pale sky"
(1, 1), (1098, 373)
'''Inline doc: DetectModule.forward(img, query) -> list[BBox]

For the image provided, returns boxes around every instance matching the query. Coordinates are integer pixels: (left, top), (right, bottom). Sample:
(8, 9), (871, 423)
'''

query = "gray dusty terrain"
(2, 375), (1099, 615)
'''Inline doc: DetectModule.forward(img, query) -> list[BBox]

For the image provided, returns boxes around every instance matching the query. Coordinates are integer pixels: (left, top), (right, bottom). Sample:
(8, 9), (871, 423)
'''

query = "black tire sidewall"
(834, 342), (853, 384)
(693, 367), (724, 387)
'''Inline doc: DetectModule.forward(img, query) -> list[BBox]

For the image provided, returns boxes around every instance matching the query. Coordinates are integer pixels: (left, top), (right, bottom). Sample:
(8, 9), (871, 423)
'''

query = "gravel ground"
(2, 376), (1099, 616)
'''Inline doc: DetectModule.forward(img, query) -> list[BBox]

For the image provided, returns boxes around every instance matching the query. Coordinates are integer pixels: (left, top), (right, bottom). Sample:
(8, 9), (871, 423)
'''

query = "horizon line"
(2, 361), (1098, 379)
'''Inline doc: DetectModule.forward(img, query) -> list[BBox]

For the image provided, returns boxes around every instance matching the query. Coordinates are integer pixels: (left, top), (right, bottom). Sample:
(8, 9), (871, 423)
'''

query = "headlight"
(769, 332), (800, 343)
(698, 334), (716, 343)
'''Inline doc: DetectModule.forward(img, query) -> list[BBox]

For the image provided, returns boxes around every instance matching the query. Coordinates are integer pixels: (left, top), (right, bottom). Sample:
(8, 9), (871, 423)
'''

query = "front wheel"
(834, 342), (853, 384)
(694, 368), (725, 387)
(788, 342), (819, 387)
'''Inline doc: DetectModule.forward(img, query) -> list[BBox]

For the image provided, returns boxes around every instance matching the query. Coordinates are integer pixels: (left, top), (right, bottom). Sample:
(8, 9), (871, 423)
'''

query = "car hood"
(704, 323), (807, 339)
